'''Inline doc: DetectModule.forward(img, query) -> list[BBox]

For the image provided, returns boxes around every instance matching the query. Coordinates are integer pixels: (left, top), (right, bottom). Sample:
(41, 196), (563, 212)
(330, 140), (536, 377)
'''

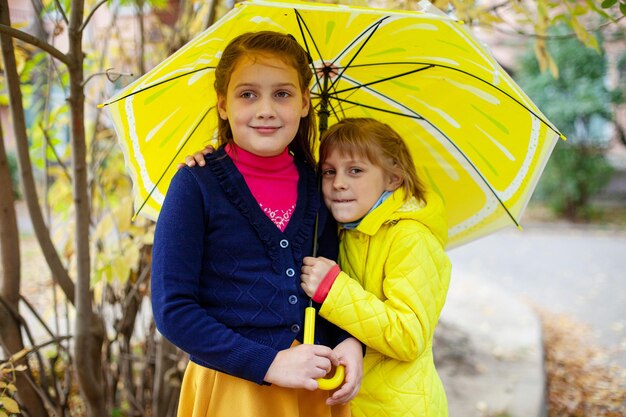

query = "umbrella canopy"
(101, 0), (563, 248)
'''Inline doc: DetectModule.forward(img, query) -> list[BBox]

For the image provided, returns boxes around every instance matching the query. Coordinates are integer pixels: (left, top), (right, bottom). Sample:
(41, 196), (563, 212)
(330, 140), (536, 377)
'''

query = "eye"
(275, 90), (292, 98)
(239, 91), (256, 99)
(348, 167), (363, 175)
(321, 168), (336, 177)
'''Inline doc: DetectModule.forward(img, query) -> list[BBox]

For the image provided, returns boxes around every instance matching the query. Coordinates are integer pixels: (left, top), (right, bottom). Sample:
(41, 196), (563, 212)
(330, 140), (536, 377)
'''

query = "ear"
(385, 172), (403, 192)
(217, 96), (228, 120)
(301, 90), (311, 118)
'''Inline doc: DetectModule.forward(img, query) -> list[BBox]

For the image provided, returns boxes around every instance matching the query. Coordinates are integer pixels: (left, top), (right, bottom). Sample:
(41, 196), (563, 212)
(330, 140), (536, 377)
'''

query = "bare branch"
(81, 0), (109, 32)
(492, 15), (626, 40)
(0, 23), (69, 65)
(53, 0), (69, 25)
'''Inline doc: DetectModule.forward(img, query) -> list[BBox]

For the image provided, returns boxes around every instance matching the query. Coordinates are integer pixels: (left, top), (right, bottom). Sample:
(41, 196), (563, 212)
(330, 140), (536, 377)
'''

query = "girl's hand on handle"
(176, 145), (215, 169)
(326, 337), (363, 405)
(300, 256), (336, 298)
(264, 344), (340, 391)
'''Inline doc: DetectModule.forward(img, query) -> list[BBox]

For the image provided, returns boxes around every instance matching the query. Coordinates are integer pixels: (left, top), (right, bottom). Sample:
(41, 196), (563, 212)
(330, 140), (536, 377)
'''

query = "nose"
(332, 173), (347, 190)
(256, 97), (276, 119)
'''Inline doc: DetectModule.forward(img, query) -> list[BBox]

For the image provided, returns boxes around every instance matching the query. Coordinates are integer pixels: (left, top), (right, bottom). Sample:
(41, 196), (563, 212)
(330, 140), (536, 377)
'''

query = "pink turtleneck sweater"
(226, 144), (299, 231)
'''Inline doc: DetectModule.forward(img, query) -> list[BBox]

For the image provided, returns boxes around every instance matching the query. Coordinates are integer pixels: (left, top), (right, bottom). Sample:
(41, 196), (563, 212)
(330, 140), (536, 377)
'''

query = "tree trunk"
(137, 0), (146, 75)
(0, 3), (62, 416)
(152, 336), (180, 417)
(67, 0), (106, 415)
(0, 0), (75, 306)
(0, 123), (49, 417)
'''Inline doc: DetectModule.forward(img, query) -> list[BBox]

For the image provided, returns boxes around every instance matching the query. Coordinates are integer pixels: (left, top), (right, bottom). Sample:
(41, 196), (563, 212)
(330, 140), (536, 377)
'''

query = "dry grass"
(537, 309), (626, 417)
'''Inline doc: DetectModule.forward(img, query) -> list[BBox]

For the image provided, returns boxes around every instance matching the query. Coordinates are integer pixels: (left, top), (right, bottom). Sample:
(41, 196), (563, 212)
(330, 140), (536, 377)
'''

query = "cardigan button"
(286, 268), (295, 277)
(288, 295), (298, 305)
(290, 324), (301, 333)
(279, 239), (289, 248)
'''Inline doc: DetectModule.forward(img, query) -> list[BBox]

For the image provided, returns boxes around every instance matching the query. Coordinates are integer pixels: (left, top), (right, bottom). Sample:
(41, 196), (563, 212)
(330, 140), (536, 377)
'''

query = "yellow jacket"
(320, 188), (451, 417)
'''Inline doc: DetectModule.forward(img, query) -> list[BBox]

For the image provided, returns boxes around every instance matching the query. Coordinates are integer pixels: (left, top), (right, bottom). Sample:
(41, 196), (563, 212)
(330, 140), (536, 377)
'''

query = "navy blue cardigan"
(151, 148), (345, 384)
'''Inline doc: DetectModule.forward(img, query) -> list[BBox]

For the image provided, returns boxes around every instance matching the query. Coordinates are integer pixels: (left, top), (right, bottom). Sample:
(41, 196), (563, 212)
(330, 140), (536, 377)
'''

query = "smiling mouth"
(252, 126), (280, 133)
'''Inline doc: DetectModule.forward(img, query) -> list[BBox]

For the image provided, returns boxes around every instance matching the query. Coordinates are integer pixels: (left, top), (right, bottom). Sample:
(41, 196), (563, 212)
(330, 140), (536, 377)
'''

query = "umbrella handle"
(304, 306), (345, 390)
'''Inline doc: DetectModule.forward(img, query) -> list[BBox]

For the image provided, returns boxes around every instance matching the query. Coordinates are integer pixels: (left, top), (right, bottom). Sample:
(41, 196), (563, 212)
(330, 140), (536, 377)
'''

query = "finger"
(176, 162), (185, 170)
(185, 155), (197, 167)
(311, 356), (332, 374)
(193, 153), (206, 166)
(327, 353), (340, 367)
(327, 388), (349, 405)
(313, 347), (339, 366)
(314, 347), (339, 365)
(303, 378), (318, 391)
(327, 380), (354, 405)
(202, 145), (215, 155)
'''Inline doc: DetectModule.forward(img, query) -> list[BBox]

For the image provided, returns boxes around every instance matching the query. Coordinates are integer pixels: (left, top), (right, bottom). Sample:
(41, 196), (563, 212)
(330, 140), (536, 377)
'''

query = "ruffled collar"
(207, 147), (320, 273)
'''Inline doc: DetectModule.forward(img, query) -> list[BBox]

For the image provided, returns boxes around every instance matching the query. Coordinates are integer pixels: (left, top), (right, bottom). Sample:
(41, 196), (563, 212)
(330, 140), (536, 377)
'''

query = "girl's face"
(217, 54), (310, 157)
(321, 148), (401, 223)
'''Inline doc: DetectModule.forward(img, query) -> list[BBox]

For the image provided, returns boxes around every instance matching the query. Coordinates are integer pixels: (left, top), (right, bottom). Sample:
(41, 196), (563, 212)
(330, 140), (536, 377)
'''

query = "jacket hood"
(354, 187), (449, 247)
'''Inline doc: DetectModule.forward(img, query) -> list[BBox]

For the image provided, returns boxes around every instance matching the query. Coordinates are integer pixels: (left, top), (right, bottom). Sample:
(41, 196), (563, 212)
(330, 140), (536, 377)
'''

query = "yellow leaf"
(13, 365), (27, 372)
(9, 348), (29, 363)
(0, 382), (16, 395)
(534, 40), (548, 73)
(547, 53), (559, 79)
(113, 197), (134, 234)
(0, 396), (20, 413)
(112, 257), (131, 282)
(93, 213), (114, 244)
(0, 409), (7, 417)
(586, 34), (600, 52)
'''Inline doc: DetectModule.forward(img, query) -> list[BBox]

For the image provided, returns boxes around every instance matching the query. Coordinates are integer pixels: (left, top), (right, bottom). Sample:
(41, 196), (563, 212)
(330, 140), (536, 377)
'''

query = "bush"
(515, 27), (616, 220)
(533, 142), (613, 219)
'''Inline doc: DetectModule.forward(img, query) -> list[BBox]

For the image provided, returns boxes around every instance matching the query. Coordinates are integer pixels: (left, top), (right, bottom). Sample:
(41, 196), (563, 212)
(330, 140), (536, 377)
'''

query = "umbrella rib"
(332, 95), (521, 227)
(311, 93), (348, 123)
(133, 104), (214, 220)
(293, 9), (390, 97)
(294, 10), (325, 66)
(328, 17), (389, 92)
(101, 66), (214, 106)
(333, 61), (562, 137)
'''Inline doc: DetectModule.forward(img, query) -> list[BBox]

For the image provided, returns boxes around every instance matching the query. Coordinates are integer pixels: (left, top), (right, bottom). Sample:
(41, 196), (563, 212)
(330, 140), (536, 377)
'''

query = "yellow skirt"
(177, 360), (351, 417)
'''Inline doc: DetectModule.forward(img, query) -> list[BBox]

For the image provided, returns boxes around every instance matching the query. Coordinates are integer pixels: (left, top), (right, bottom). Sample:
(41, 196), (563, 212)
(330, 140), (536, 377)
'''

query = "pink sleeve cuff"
(312, 264), (341, 303)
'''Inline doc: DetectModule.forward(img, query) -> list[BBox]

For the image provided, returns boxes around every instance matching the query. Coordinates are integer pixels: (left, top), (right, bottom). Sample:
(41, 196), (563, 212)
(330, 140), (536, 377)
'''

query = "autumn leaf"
(0, 396), (20, 414)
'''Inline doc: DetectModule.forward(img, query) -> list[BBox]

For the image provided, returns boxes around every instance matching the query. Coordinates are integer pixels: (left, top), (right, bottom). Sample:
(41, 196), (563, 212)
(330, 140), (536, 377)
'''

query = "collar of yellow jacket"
(352, 187), (449, 247)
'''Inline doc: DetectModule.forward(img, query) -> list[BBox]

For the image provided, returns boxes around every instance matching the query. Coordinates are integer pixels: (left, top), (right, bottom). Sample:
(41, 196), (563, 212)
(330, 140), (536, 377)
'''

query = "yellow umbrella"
(101, 0), (564, 248)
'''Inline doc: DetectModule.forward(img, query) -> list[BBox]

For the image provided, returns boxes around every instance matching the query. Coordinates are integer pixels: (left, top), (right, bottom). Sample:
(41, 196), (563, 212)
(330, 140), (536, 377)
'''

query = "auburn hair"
(214, 31), (317, 167)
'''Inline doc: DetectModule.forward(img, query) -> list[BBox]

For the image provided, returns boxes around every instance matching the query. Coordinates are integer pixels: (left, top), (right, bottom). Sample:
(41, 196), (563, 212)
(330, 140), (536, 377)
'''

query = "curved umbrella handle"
(304, 306), (345, 390)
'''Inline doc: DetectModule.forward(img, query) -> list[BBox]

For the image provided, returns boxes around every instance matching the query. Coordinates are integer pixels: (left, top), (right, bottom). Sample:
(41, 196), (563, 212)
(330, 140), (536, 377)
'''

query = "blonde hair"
(214, 31), (317, 167)
(319, 118), (426, 202)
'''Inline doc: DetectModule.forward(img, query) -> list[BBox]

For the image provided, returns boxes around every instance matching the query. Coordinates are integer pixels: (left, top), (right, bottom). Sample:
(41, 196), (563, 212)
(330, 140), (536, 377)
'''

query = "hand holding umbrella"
(304, 302), (345, 390)
(301, 256), (345, 390)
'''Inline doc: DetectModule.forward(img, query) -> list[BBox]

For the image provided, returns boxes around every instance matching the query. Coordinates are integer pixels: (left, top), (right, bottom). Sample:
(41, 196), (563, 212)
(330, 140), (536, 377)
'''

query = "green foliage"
(601, 0), (626, 17)
(531, 143), (614, 219)
(7, 152), (21, 200)
(515, 26), (615, 220)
